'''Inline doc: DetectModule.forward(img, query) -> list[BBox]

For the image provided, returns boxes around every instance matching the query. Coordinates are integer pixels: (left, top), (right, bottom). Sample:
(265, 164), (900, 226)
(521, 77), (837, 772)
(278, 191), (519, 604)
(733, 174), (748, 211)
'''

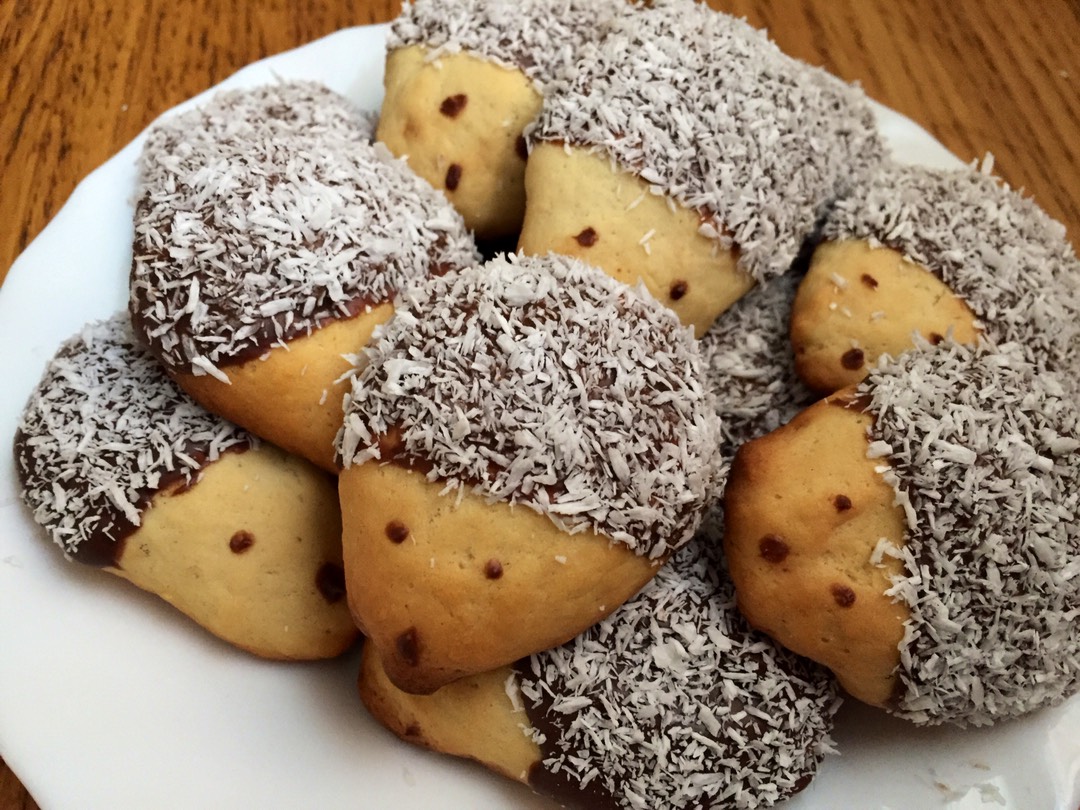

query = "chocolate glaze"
(129, 275), (382, 371)
(338, 254), (724, 563)
(14, 316), (256, 568)
(14, 428), (249, 568)
(129, 83), (480, 376)
(513, 532), (838, 809)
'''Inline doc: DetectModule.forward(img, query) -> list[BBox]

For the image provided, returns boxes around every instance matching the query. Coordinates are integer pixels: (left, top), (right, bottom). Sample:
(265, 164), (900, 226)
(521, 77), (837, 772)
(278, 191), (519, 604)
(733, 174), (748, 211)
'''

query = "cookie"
(359, 532), (841, 810)
(14, 315), (358, 660)
(520, 0), (884, 335)
(725, 338), (1080, 724)
(336, 252), (724, 693)
(379, 0), (628, 239)
(130, 81), (479, 471)
(377, 43), (541, 240)
(792, 162), (1080, 393)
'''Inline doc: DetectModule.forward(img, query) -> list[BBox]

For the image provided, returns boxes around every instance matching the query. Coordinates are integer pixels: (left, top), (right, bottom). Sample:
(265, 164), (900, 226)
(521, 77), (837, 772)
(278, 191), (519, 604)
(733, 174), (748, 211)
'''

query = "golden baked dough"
(112, 443), (357, 660)
(358, 646), (536, 782)
(723, 391), (908, 706)
(377, 46), (542, 239)
(339, 460), (660, 694)
(790, 240), (981, 393)
(173, 305), (393, 473)
(518, 142), (754, 336)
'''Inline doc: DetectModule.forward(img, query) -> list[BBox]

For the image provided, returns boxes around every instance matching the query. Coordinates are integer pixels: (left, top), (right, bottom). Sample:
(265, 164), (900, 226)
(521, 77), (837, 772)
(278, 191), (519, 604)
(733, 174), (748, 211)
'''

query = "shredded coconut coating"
(130, 80), (479, 379)
(14, 314), (254, 561)
(516, 522), (840, 809)
(386, 0), (631, 88)
(530, 0), (884, 284)
(338, 253), (724, 558)
(822, 161), (1080, 384)
(860, 339), (1080, 726)
(700, 272), (815, 468)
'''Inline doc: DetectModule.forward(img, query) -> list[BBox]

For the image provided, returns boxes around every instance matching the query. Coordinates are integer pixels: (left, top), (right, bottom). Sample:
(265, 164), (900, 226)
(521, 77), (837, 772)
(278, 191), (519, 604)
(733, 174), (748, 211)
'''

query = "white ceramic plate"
(1, 23), (1077, 810)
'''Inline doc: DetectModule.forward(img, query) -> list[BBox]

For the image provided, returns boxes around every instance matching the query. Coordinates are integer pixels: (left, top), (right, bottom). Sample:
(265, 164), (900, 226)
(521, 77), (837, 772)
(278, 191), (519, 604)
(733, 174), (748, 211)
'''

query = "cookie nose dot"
(439, 93), (468, 118)
(841, 348), (865, 370)
(386, 521), (410, 543)
(831, 583), (856, 608)
(575, 227), (598, 247)
(758, 534), (789, 563)
(229, 530), (255, 553)
(445, 163), (463, 191)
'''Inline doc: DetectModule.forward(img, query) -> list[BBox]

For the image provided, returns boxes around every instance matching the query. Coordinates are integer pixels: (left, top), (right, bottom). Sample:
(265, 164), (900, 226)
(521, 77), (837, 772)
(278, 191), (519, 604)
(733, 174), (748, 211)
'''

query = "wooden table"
(1, 1), (1078, 806)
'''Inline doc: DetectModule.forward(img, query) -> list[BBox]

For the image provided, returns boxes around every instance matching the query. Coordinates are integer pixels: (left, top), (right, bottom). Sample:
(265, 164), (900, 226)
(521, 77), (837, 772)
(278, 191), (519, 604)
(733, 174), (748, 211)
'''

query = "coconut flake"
(531, 0), (884, 284)
(860, 338), (1080, 726)
(337, 253), (724, 558)
(14, 314), (254, 559)
(130, 81), (479, 375)
(515, 523), (840, 809)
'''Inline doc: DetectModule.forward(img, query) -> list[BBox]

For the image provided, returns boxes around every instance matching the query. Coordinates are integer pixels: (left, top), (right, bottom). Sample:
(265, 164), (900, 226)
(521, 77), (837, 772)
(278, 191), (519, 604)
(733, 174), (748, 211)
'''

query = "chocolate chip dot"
(841, 348), (865, 370)
(758, 534), (789, 563)
(445, 163), (463, 191)
(484, 559), (504, 580)
(833, 494), (853, 512)
(396, 627), (421, 666)
(315, 562), (347, 604)
(404, 723), (422, 737)
(831, 583), (856, 608)
(386, 521), (410, 543)
(669, 280), (689, 301)
(438, 93), (467, 118)
(929, 332), (944, 345)
(229, 531), (255, 554)
(515, 134), (528, 161)
(860, 273), (879, 289)
(574, 227), (598, 247)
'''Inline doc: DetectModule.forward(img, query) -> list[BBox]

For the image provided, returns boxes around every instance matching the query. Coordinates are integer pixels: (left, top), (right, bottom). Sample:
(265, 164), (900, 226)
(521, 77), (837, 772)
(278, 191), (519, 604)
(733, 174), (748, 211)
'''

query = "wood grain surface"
(1, 1), (1078, 807)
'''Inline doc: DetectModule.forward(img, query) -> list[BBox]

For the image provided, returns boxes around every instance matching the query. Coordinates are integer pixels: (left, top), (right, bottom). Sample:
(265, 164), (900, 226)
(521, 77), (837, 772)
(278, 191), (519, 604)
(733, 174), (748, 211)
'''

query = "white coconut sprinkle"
(14, 314), (253, 561)
(516, 519), (840, 809)
(530, 0), (884, 284)
(337, 253), (724, 558)
(698, 272), (815, 471)
(386, 0), (631, 89)
(823, 162), (1080, 387)
(860, 338), (1080, 726)
(130, 81), (479, 376)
